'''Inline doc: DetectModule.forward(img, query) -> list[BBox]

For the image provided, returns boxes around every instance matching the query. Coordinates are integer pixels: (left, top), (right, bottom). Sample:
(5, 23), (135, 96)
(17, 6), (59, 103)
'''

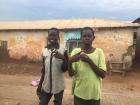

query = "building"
(133, 17), (140, 62)
(0, 19), (140, 62)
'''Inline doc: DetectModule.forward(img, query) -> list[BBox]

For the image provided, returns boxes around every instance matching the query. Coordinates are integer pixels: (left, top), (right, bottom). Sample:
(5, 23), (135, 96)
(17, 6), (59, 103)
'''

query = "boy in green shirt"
(68, 27), (107, 105)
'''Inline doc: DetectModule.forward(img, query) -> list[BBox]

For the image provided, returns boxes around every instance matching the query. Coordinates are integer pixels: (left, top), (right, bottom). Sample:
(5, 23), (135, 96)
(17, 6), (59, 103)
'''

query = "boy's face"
(81, 29), (95, 44)
(48, 30), (59, 44)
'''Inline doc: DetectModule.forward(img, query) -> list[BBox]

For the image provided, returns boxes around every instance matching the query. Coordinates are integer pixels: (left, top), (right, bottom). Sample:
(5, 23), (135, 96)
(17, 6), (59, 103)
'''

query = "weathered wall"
(0, 30), (46, 61)
(0, 30), (64, 61)
(93, 28), (134, 61)
(0, 28), (134, 61)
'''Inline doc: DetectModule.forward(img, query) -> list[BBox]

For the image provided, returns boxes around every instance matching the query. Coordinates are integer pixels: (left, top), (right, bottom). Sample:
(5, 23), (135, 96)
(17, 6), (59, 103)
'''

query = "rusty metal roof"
(0, 18), (139, 30)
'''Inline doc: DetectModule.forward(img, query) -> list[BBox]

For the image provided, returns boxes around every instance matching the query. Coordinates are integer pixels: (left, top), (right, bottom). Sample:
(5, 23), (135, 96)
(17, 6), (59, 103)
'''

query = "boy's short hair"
(81, 27), (95, 36)
(48, 28), (60, 35)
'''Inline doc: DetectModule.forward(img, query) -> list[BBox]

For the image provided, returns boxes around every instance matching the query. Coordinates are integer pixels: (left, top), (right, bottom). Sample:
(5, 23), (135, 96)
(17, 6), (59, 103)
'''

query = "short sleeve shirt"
(42, 45), (65, 94)
(71, 48), (106, 100)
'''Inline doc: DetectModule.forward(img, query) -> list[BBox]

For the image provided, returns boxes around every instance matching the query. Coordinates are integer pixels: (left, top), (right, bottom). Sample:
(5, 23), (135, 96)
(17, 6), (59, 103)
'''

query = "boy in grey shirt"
(37, 28), (68, 105)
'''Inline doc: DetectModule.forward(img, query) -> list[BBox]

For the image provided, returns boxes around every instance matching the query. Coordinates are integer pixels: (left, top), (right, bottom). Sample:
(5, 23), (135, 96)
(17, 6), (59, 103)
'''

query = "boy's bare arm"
(68, 61), (75, 77)
(61, 50), (68, 72)
(69, 51), (82, 63)
(68, 52), (81, 77)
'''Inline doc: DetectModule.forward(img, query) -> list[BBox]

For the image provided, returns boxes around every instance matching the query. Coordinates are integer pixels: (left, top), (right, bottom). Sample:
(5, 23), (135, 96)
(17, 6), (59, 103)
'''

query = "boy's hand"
(79, 53), (90, 63)
(80, 53), (98, 70)
(54, 51), (64, 60)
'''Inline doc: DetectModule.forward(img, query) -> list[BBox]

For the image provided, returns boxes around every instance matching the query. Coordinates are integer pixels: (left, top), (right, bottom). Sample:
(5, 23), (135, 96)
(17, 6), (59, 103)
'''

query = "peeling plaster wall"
(93, 28), (133, 61)
(0, 28), (134, 61)
(0, 30), (47, 61)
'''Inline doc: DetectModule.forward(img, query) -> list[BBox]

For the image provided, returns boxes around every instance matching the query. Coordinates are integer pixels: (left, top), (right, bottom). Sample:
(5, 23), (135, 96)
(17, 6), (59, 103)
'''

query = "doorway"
(0, 40), (9, 59)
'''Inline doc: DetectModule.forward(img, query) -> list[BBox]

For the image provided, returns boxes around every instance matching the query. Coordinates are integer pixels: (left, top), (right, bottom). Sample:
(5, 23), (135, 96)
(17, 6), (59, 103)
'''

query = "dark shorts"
(74, 95), (100, 105)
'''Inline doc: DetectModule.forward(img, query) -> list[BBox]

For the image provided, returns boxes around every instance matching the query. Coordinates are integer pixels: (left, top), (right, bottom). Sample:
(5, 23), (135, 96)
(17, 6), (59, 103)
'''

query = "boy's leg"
(74, 95), (87, 105)
(39, 90), (53, 105)
(54, 90), (64, 105)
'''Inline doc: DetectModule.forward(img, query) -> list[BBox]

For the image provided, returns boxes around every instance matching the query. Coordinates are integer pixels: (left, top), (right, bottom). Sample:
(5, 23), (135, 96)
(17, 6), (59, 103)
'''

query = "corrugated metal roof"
(0, 18), (139, 30)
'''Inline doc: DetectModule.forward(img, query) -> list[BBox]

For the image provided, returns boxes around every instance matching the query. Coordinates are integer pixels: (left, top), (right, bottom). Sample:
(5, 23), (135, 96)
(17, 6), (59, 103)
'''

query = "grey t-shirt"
(42, 46), (65, 94)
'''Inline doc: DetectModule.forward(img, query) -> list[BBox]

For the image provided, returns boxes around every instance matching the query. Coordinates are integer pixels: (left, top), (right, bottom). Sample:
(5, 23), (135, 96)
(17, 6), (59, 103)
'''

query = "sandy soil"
(0, 60), (140, 105)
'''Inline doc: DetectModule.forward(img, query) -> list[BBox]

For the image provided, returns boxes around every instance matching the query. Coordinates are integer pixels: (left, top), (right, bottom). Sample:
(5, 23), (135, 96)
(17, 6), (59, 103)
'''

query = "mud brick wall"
(93, 28), (133, 61)
(0, 28), (134, 61)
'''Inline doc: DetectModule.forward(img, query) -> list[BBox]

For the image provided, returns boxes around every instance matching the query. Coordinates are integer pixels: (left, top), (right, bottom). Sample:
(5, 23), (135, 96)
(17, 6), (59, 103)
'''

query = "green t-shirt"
(71, 48), (107, 100)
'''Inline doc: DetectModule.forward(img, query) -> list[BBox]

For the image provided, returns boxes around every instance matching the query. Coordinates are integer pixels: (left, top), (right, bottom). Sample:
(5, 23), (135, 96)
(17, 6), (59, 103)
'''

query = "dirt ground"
(0, 59), (42, 76)
(0, 60), (140, 105)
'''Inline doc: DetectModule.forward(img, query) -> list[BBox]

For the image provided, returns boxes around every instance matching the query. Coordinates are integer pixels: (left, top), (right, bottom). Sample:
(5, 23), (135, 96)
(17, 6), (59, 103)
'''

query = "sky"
(0, 0), (139, 21)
